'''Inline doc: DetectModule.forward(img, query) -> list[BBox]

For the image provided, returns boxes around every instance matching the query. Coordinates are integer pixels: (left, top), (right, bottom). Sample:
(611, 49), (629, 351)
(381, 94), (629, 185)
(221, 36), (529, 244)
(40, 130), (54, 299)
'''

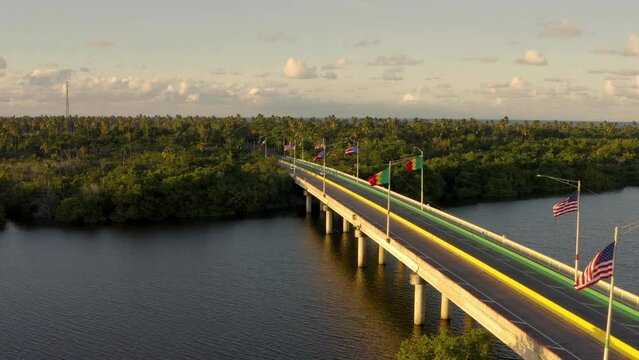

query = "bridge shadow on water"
(303, 208), (521, 359)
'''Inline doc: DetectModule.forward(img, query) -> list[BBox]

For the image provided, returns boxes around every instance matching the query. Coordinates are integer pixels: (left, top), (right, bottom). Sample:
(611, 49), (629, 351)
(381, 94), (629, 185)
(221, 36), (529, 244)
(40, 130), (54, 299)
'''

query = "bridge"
(280, 157), (639, 360)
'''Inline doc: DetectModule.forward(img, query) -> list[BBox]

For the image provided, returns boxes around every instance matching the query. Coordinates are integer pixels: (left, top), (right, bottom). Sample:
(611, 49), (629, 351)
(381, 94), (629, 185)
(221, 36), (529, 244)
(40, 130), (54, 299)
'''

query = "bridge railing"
(288, 157), (639, 310)
(292, 171), (561, 360)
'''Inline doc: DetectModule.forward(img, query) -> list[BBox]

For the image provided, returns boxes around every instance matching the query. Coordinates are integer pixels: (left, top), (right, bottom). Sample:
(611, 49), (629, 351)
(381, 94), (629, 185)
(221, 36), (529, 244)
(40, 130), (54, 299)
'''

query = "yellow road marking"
(285, 161), (639, 359)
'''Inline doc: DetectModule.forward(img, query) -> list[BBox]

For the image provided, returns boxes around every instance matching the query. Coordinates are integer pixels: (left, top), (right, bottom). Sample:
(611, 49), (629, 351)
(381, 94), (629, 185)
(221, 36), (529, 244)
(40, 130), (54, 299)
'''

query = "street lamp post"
(414, 146), (424, 210)
(386, 160), (391, 240)
(537, 174), (581, 282)
(293, 141), (296, 175)
(322, 138), (326, 195)
(356, 141), (360, 181)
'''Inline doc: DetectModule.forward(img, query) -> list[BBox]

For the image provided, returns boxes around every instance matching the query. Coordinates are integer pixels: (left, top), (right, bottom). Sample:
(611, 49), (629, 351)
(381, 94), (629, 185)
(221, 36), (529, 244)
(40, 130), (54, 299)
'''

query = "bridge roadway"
(288, 160), (639, 359)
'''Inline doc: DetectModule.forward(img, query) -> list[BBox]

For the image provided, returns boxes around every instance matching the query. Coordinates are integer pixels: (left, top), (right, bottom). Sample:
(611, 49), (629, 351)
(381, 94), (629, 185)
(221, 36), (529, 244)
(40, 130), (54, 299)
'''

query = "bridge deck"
(290, 161), (639, 360)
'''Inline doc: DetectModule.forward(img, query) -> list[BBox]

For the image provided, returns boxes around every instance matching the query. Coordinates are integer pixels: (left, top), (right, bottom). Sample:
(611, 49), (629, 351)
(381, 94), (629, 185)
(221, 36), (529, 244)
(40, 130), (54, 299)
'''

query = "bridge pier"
(355, 229), (365, 267)
(324, 205), (332, 234)
(410, 273), (425, 325)
(440, 294), (451, 320)
(305, 191), (312, 214)
(464, 314), (475, 332)
(342, 217), (350, 232)
(378, 245), (385, 265)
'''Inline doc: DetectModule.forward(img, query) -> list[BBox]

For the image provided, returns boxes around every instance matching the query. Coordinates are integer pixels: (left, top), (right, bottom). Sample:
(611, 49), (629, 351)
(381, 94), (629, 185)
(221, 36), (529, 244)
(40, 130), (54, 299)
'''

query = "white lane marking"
(300, 165), (583, 358)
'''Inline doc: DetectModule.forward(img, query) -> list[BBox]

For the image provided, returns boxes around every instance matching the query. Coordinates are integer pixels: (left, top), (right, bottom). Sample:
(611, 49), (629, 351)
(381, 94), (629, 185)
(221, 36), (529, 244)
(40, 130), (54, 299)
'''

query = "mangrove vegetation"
(1, 115), (638, 225)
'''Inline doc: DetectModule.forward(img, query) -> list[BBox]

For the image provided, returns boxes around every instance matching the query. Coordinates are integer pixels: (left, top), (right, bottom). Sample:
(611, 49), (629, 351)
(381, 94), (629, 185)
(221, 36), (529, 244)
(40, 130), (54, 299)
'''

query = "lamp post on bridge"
(413, 146), (424, 210)
(317, 138), (352, 195)
(322, 138), (326, 195)
(536, 174), (581, 282)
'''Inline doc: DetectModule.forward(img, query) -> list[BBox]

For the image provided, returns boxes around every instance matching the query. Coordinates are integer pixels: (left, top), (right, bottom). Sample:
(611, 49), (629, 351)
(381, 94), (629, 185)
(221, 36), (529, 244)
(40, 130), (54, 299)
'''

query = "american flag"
(344, 144), (358, 155)
(284, 143), (295, 152)
(314, 143), (324, 150)
(313, 150), (326, 161)
(575, 242), (615, 291)
(552, 192), (578, 217)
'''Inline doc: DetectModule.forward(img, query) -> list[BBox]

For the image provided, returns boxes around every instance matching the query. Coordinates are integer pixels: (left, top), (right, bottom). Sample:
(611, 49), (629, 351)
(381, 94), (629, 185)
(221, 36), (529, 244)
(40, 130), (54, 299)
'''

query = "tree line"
(1, 115), (638, 226)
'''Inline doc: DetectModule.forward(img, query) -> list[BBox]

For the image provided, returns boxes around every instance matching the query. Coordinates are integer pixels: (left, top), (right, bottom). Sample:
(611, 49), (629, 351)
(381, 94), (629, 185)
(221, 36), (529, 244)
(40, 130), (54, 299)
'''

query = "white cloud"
(380, 68), (403, 81)
(609, 69), (639, 77)
(353, 38), (380, 47)
(322, 57), (348, 70)
(463, 57), (498, 63)
(540, 19), (581, 38)
(255, 72), (275, 78)
(515, 49), (548, 66)
(178, 81), (189, 96)
(25, 67), (73, 86)
(248, 87), (260, 97)
(592, 47), (619, 55)
(591, 69), (639, 77)
(604, 80), (616, 96)
(282, 58), (318, 79)
(481, 76), (534, 98)
(602, 79), (639, 100)
(86, 40), (114, 48)
(186, 93), (200, 103)
(211, 68), (226, 75)
(258, 32), (295, 42)
(624, 33), (639, 56)
(370, 54), (423, 66)
(0, 56), (6, 69)
(322, 72), (337, 80)
(401, 92), (418, 103)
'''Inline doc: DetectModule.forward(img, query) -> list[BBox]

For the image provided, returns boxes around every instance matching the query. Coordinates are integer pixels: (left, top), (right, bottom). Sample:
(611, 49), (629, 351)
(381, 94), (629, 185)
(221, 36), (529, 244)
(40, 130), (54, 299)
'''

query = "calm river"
(0, 187), (637, 359)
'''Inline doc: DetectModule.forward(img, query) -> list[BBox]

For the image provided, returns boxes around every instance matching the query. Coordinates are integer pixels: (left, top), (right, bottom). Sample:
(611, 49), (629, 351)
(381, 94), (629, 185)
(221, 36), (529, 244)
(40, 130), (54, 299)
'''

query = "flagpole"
(386, 160), (391, 240)
(575, 180), (581, 283)
(536, 174), (581, 282)
(293, 142), (296, 175)
(356, 141), (359, 181)
(602, 226), (618, 360)
(322, 138), (326, 195)
(264, 138), (267, 158)
(420, 153), (424, 210)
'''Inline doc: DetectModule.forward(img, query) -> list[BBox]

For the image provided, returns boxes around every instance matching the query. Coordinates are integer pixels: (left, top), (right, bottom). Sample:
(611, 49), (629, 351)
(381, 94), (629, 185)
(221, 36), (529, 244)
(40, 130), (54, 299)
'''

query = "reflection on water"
(0, 210), (518, 360)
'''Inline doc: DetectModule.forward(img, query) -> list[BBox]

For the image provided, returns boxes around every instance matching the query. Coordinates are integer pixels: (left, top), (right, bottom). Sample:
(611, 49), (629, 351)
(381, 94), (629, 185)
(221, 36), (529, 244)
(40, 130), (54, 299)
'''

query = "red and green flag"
(368, 168), (390, 186)
(405, 156), (423, 172)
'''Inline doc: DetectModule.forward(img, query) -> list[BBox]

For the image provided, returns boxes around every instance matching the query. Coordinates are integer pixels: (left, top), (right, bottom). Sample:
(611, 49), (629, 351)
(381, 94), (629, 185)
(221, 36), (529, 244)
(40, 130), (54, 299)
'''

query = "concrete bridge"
(281, 158), (639, 360)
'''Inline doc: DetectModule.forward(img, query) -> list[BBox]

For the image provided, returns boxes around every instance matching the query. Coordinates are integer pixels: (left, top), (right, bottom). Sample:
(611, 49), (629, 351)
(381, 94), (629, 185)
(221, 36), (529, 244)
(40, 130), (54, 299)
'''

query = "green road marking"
(291, 158), (639, 321)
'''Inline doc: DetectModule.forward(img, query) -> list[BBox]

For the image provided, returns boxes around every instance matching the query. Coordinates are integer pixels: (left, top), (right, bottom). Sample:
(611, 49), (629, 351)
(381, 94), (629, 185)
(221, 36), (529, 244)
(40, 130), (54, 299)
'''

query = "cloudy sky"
(1, 0), (639, 120)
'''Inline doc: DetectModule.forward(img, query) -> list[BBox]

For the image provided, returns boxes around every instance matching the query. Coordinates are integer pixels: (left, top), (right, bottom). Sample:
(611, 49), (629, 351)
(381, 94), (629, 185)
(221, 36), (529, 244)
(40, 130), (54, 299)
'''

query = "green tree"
(397, 329), (492, 360)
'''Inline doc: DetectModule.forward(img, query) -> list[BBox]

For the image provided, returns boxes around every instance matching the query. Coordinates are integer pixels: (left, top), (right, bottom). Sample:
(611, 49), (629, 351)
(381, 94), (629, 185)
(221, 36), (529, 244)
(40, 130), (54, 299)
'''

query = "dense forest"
(1, 115), (638, 227)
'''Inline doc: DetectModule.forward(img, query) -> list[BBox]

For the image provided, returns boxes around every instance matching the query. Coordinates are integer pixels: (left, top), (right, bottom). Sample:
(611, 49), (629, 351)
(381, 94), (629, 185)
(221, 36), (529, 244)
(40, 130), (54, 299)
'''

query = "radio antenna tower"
(65, 81), (70, 118)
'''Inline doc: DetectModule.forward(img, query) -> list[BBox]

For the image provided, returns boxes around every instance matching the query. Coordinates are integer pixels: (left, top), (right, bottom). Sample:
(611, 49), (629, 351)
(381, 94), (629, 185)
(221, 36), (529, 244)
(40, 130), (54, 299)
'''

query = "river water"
(449, 186), (639, 294)
(0, 188), (637, 359)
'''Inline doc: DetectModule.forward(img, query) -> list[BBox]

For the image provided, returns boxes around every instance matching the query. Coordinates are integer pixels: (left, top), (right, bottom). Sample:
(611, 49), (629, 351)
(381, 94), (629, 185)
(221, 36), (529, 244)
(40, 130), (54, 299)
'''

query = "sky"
(1, 0), (639, 120)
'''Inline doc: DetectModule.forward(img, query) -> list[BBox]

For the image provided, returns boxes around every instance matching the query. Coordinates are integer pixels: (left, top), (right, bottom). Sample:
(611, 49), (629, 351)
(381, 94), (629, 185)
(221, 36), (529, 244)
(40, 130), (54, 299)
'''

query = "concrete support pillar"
(324, 205), (332, 234)
(410, 273), (425, 325)
(342, 217), (350, 232)
(440, 294), (451, 320)
(355, 229), (365, 267)
(464, 314), (475, 332)
(378, 244), (385, 265)
(305, 192), (312, 214)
